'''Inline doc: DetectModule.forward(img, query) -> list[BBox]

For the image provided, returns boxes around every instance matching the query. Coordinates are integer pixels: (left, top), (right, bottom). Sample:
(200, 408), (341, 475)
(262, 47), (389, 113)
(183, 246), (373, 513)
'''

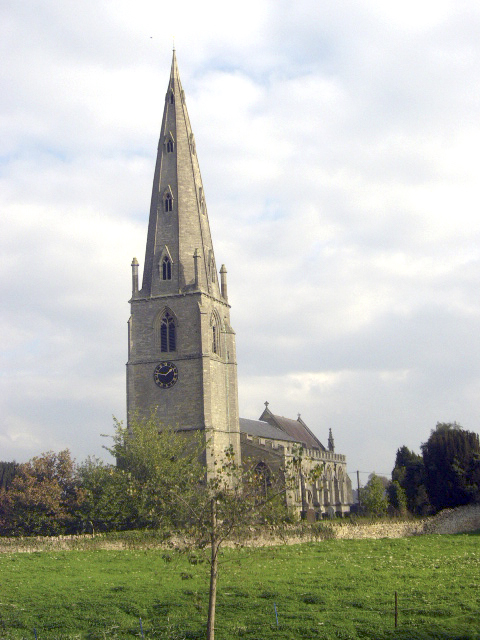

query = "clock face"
(153, 361), (178, 389)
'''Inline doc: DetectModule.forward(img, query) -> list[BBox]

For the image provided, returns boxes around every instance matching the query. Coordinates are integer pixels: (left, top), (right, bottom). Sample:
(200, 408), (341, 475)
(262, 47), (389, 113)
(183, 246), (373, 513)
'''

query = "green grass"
(1, 533), (480, 639)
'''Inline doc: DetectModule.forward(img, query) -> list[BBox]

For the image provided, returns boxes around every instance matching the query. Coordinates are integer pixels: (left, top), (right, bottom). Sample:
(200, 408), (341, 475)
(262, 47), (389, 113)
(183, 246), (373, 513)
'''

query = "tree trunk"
(207, 498), (219, 640)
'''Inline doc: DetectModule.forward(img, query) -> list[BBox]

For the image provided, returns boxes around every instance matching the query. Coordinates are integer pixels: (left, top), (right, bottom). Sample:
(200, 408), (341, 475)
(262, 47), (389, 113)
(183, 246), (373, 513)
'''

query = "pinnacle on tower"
(328, 428), (335, 452)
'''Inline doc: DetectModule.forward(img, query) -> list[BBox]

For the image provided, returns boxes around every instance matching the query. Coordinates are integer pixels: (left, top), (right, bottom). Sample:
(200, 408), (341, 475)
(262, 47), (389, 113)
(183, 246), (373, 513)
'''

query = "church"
(126, 51), (352, 519)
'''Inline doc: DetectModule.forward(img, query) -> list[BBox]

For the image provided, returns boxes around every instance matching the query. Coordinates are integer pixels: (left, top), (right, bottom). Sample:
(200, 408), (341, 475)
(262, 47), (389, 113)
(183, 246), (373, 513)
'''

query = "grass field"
(0, 532), (479, 639)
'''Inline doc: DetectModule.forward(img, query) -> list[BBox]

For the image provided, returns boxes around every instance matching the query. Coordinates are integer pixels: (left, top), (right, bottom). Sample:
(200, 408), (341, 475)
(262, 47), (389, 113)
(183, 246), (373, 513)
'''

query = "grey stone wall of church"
(127, 281), (241, 466)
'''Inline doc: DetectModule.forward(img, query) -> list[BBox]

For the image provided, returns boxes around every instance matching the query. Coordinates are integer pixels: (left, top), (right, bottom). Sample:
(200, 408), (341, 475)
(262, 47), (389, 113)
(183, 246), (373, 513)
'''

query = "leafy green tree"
(102, 414), (321, 640)
(0, 450), (84, 536)
(359, 473), (388, 517)
(392, 446), (431, 515)
(387, 480), (407, 515)
(422, 422), (480, 512)
(101, 415), (206, 530)
(77, 457), (137, 533)
(184, 444), (322, 640)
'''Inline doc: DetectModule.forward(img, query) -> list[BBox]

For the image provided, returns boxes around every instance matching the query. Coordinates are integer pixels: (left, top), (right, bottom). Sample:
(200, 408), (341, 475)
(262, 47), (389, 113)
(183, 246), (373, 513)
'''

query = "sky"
(2, 0), (480, 487)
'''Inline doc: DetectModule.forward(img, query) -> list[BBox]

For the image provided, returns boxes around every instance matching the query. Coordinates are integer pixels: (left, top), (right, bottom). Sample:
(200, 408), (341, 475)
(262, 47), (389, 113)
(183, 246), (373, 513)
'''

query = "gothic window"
(162, 256), (172, 280)
(160, 312), (176, 352)
(198, 187), (205, 215)
(337, 468), (345, 504)
(323, 467), (334, 506)
(212, 325), (218, 354)
(165, 193), (173, 212)
(254, 461), (272, 496)
(208, 250), (216, 283)
(211, 311), (221, 355)
(167, 139), (174, 153)
(169, 91), (174, 104)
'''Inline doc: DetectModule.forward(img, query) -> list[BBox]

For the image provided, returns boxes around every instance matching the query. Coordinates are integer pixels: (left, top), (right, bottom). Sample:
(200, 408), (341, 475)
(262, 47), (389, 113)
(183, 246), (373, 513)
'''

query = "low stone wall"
(330, 519), (426, 540)
(221, 520), (426, 547)
(1, 505), (479, 552)
(329, 505), (480, 540)
(218, 505), (480, 547)
(423, 504), (480, 535)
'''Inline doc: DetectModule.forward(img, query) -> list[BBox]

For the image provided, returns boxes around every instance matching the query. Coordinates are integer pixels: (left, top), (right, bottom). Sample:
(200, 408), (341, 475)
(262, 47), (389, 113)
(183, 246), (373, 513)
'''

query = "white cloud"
(1, 0), (480, 487)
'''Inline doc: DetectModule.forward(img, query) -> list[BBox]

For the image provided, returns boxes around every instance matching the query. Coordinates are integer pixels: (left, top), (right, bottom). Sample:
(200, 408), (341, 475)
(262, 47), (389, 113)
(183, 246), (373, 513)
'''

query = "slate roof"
(239, 417), (296, 442)
(261, 411), (326, 451)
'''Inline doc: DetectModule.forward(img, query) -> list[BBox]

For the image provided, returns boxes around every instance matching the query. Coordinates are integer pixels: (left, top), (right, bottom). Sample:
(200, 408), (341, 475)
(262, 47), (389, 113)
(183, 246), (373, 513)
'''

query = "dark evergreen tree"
(391, 446), (431, 515)
(0, 461), (18, 490)
(421, 423), (480, 512)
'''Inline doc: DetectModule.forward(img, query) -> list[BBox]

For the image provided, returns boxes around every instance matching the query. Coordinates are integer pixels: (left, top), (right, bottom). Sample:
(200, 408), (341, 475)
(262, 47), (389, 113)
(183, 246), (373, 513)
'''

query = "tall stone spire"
(141, 50), (220, 299)
(127, 52), (240, 466)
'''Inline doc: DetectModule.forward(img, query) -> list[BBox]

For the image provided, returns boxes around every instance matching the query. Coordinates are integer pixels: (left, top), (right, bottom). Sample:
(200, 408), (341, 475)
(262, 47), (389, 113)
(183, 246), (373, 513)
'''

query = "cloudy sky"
(2, 0), (480, 486)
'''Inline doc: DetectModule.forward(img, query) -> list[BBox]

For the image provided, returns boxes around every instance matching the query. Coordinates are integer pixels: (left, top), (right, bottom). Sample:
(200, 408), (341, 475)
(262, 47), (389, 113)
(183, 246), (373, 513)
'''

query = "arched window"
(211, 311), (221, 355)
(337, 468), (345, 504)
(165, 193), (173, 212)
(169, 91), (174, 104)
(160, 312), (176, 352)
(207, 250), (216, 283)
(167, 139), (174, 153)
(212, 325), (218, 354)
(254, 461), (272, 496)
(199, 188), (206, 216)
(323, 467), (334, 506)
(162, 256), (172, 280)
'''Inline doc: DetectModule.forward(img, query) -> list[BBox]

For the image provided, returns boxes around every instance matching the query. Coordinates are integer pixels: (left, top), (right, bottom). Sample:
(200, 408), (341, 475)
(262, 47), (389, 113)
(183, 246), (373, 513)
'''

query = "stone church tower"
(126, 51), (241, 463)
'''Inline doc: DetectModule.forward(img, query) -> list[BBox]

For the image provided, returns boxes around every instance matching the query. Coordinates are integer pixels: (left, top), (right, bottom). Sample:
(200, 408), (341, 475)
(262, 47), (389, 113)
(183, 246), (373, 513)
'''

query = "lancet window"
(167, 139), (174, 153)
(162, 256), (172, 280)
(254, 461), (272, 496)
(164, 193), (173, 212)
(211, 311), (221, 355)
(212, 325), (218, 354)
(160, 311), (176, 352)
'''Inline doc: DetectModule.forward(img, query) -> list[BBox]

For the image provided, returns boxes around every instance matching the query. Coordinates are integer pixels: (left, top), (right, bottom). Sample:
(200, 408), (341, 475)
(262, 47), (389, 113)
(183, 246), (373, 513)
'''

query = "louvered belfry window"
(161, 312), (176, 352)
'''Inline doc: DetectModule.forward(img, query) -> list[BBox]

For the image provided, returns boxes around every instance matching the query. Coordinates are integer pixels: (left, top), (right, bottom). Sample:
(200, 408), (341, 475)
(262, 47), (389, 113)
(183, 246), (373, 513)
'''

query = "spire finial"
(172, 36), (175, 51)
(264, 401), (269, 408)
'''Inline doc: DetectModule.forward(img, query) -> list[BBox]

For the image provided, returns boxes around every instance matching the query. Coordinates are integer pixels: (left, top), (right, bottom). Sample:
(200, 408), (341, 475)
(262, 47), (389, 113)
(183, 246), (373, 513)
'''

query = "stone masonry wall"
(2, 505), (479, 553)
